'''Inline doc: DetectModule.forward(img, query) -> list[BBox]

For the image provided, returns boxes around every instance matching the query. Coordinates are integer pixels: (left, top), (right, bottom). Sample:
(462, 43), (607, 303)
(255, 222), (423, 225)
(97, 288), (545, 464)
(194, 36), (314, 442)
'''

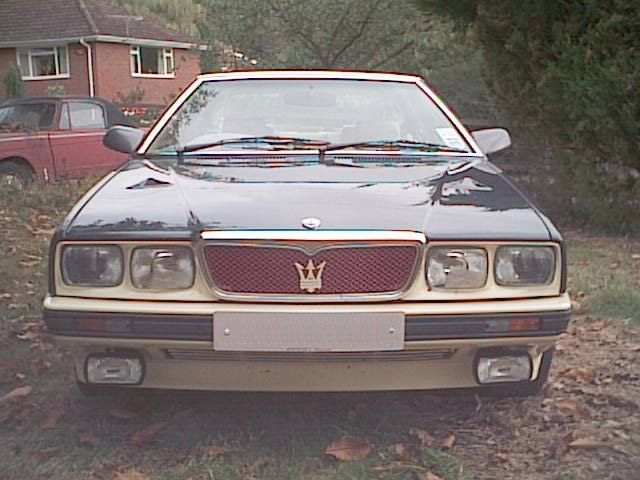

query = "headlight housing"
(495, 246), (556, 286)
(62, 245), (123, 286)
(131, 247), (194, 289)
(427, 247), (488, 289)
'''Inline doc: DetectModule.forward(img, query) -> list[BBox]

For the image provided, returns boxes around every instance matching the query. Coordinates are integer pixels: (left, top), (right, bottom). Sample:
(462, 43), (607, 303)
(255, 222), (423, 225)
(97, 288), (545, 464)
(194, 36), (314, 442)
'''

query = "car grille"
(202, 241), (421, 300)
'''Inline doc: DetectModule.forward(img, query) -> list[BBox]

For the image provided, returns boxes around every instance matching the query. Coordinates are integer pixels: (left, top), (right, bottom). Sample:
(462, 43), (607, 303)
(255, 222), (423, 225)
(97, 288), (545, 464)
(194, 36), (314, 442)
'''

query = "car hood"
(62, 156), (555, 241)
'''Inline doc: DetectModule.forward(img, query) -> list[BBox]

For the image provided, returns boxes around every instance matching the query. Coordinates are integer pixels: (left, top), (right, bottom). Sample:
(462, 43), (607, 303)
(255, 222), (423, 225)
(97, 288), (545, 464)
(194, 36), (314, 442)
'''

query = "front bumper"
(43, 294), (571, 392)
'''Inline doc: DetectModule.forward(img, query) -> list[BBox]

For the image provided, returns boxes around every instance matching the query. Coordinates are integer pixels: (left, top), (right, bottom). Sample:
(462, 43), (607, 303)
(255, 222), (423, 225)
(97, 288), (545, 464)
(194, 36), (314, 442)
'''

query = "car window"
(147, 79), (471, 153)
(58, 103), (70, 130)
(68, 102), (106, 130)
(0, 103), (56, 131)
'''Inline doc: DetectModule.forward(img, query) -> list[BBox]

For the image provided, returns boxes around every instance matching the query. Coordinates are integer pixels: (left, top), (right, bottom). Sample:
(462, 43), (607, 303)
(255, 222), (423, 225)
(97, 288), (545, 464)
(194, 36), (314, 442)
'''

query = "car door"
(49, 101), (122, 178)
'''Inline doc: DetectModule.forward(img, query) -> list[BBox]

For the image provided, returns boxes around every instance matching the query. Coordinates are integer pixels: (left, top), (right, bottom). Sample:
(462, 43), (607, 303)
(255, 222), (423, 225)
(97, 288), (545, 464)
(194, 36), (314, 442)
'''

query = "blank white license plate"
(213, 312), (405, 352)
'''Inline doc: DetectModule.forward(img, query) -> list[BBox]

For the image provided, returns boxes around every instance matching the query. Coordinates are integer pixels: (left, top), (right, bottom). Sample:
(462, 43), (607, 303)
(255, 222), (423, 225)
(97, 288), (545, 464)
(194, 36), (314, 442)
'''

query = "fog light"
(476, 354), (531, 384)
(86, 355), (143, 385)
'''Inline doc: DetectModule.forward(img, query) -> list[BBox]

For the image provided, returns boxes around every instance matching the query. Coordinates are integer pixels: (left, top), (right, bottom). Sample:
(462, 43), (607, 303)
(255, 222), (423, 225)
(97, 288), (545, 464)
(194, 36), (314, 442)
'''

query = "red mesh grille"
(203, 243), (419, 296)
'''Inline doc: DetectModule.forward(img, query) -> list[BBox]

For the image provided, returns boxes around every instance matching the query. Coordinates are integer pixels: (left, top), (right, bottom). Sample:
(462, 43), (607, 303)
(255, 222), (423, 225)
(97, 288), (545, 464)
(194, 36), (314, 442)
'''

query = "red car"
(0, 96), (133, 188)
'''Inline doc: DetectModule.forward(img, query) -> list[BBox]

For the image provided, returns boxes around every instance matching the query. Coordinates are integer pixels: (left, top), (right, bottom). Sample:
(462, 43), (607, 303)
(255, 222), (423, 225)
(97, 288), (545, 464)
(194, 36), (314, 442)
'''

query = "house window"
(130, 46), (175, 77)
(16, 46), (69, 80)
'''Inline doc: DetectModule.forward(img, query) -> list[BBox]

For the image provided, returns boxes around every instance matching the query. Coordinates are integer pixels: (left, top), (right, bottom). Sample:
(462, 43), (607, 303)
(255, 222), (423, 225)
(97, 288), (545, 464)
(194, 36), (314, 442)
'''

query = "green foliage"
(45, 84), (66, 97)
(416, 0), (640, 233)
(3, 65), (24, 99)
(115, 85), (145, 105)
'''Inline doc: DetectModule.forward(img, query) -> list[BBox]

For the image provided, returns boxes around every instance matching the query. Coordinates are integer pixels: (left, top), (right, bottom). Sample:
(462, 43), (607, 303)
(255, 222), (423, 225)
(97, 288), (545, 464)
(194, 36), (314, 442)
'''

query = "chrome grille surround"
(198, 230), (426, 303)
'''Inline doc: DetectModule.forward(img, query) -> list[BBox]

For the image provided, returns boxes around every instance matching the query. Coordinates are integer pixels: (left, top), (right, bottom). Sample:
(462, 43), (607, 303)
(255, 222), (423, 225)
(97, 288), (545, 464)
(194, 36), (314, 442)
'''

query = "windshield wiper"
(178, 136), (329, 156)
(318, 139), (468, 161)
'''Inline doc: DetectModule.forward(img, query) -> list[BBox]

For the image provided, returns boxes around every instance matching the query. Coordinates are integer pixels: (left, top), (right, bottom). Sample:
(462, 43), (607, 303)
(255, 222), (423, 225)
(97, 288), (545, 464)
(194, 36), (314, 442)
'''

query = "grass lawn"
(1, 181), (639, 480)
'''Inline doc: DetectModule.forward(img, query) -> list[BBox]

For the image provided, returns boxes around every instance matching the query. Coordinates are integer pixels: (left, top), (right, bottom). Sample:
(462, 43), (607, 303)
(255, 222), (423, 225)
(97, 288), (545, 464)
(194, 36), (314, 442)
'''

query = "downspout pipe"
(79, 38), (95, 97)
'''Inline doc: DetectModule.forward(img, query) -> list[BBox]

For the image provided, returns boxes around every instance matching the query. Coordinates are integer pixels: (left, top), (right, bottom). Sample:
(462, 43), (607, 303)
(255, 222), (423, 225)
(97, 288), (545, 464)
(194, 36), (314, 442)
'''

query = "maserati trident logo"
(294, 259), (326, 293)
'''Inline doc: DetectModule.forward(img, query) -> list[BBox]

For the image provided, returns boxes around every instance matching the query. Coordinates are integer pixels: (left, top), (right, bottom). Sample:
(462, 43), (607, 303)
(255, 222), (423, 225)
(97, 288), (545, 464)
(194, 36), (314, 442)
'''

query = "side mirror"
(104, 125), (145, 154)
(470, 128), (511, 155)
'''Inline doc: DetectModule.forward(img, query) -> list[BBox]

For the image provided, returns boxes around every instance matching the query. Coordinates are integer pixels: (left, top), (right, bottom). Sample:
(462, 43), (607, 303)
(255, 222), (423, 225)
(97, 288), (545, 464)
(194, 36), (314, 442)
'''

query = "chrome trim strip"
(200, 230), (426, 243)
(164, 348), (456, 362)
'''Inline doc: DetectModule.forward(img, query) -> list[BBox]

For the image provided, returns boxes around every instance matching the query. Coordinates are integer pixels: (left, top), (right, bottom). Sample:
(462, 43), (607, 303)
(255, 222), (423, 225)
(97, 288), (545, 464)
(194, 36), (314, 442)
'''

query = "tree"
(110, 0), (205, 37)
(196, 0), (432, 72)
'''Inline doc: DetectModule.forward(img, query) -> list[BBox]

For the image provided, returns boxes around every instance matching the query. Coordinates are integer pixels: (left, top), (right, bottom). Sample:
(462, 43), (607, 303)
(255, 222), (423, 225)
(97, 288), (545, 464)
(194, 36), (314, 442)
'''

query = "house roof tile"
(0, 0), (196, 46)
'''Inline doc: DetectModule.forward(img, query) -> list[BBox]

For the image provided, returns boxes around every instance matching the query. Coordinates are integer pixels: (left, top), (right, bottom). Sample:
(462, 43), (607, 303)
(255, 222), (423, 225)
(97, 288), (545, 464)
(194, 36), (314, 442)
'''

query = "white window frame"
(16, 45), (70, 81)
(130, 46), (175, 78)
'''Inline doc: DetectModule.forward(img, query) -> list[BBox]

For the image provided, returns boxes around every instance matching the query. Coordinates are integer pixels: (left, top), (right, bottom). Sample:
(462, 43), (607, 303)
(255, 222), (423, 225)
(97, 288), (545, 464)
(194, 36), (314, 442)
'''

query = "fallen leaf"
(78, 431), (100, 448)
(109, 407), (139, 420)
(30, 359), (51, 375)
(491, 452), (509, 463)
(199, 443), (230, 458)
(19, 260), (40, 268)
(130, 422), (165, 447)
(632, 253), (640, 260)
(325, 436), (372, 462)
(568, 437), (611, 450)
(16, 330), (40, 341)
(572, 367), (596, 384)
(0, 385), (32, 405)
(29, 447), (60, 463)
(409, 427), (436, 447)
(609, 261), (621, 269)
(42, 400), (68, 429)
(425, 473), (443, 480)
(437, 433), (456, 450)
(14, 372), (26, 381)
(554, 431), (574, 458)
(555, 398), (588, 417)
(114, 469), (151, 480)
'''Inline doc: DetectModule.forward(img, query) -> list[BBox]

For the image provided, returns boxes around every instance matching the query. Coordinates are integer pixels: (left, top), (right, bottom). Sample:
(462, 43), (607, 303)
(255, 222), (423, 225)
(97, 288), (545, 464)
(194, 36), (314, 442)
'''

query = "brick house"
(0, 0), (203, 105)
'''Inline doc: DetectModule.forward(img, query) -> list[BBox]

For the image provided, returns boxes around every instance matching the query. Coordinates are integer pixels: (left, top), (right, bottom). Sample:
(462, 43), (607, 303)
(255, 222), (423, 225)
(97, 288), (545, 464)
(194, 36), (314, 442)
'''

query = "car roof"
(197, 70), (422, 83)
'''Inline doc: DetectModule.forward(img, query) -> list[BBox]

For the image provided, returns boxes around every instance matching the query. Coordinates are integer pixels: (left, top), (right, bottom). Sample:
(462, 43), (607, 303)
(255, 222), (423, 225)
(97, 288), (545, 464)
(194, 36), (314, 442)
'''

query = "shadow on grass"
(3, 388), (473, 480)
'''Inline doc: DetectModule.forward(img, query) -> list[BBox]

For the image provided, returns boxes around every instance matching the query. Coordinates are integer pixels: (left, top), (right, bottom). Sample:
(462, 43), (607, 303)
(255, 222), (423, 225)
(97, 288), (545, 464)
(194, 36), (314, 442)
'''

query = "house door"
(49, 101), (122, 178)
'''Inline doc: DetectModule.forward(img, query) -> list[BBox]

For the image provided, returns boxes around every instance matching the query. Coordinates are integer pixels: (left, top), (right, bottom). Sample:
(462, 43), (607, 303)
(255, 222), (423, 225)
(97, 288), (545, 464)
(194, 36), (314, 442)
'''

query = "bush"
(3, 65), (24, 99)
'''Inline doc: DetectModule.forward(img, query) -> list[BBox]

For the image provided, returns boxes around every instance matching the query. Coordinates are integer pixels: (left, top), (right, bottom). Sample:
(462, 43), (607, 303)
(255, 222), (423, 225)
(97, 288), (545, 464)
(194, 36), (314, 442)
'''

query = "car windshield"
(146, 79), (472, 155)
(0, 103), (56, 131)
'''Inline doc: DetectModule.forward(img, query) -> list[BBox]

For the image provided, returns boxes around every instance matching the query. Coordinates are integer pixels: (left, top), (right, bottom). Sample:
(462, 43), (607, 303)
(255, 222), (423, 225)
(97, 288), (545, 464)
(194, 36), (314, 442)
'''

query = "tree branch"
(367, 40), (415, 70)
(329, 0), (384, 66)
(265, 0), (330, 67)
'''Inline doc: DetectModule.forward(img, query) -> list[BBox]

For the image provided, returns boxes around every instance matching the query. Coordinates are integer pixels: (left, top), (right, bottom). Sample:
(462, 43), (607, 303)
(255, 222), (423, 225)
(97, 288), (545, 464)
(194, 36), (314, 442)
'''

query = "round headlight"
(62, 245), (123, 287)
(495, 246), (555, 286)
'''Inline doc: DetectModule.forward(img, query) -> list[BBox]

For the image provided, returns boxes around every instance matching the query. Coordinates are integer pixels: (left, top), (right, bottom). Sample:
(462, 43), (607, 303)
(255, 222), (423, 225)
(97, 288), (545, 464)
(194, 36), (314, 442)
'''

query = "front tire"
(0, 161), (34, 190)
(479, 349), (554, 397)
